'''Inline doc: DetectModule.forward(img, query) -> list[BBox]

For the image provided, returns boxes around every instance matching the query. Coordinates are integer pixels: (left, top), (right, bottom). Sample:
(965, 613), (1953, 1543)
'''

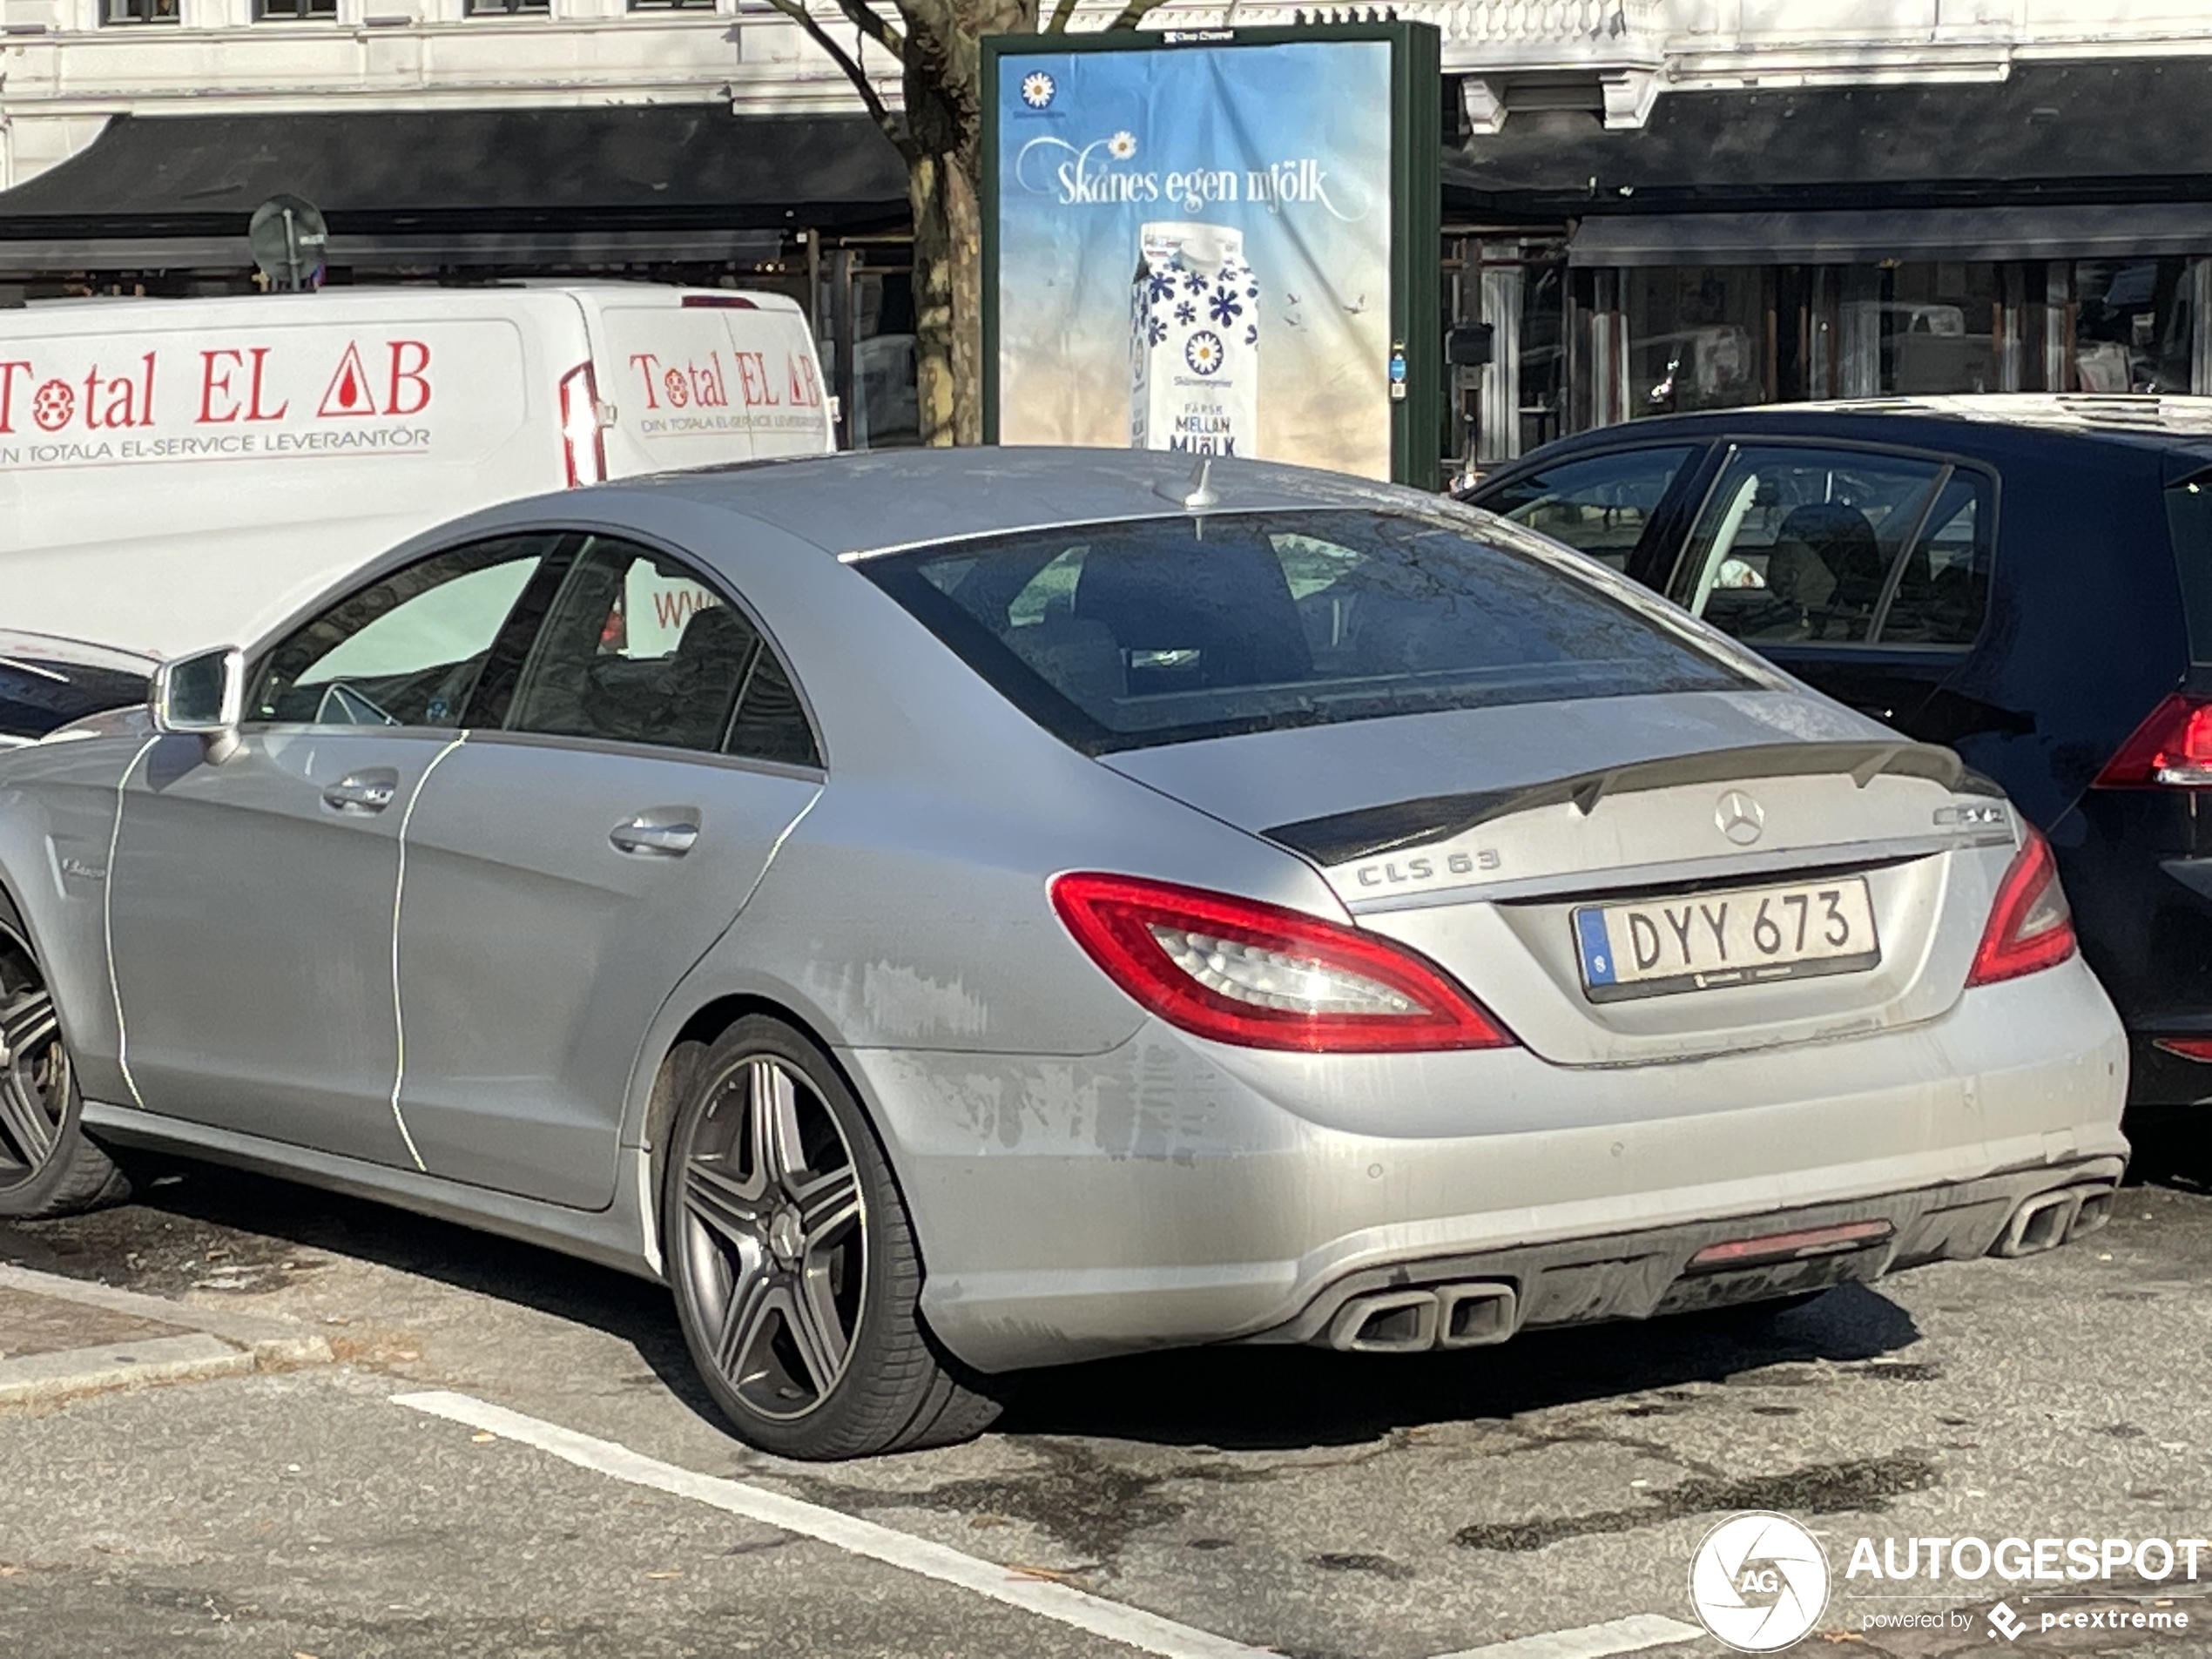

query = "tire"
(659, 1015), (1007, 1460)
(0, 894), (131, 1220)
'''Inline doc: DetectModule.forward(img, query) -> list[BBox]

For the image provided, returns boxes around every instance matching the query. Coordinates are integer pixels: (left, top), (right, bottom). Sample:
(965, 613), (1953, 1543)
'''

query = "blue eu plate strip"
(1574, 907), (1616, 986)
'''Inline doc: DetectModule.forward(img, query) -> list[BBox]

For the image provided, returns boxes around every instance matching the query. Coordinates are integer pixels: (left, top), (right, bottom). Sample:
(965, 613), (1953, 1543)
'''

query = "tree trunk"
(907, 151), (984, 448)
(902, 30), (987, 448)
(907, 149), (983, 447)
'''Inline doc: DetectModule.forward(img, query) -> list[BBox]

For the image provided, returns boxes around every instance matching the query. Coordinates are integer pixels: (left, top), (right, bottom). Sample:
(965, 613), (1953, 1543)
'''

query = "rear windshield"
(859, 508), (1751, 754)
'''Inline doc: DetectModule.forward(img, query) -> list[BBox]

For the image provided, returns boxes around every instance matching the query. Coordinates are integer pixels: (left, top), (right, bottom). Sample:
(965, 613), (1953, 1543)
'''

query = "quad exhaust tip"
(1327, 1283), (1519, 1353)
(1997, 1184), (2115, 1258)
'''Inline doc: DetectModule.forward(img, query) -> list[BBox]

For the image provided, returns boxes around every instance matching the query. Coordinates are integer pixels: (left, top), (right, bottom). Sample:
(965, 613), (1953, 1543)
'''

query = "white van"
(0, 284), (833, 656)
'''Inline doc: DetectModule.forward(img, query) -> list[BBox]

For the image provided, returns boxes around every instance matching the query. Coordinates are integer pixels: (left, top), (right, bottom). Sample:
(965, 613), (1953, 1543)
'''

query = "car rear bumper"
(846, 955), (2128, 1372)
(1236, 1160), (2123, 1352)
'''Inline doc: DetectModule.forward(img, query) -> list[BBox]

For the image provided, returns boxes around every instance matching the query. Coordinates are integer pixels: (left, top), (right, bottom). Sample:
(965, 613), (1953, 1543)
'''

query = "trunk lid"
(1103, 689), (2019, 1064)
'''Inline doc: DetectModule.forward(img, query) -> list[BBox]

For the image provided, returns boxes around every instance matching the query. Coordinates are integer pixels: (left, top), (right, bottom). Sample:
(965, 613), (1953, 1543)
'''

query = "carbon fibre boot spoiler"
(1264, 740), (1993, 867)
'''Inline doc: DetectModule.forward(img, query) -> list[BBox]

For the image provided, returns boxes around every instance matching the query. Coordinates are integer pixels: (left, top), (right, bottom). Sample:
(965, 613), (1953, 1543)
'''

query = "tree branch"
(825, 0), (905, 64)
(1103, 0), (1163, 27)
(758, 0), (915, 159)
(1043, 0), (1078, 32)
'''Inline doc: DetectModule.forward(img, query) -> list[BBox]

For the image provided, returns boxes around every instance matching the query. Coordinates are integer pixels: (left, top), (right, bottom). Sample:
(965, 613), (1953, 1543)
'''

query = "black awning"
(0, 105), (910, 272)
(1567, 203), (2212, 266)
(1447, 59), (2212, 220)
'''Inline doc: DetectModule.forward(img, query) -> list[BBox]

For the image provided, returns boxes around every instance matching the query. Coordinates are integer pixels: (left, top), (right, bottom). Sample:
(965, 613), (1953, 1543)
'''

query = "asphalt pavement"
(0, 1122), (2207, 1659)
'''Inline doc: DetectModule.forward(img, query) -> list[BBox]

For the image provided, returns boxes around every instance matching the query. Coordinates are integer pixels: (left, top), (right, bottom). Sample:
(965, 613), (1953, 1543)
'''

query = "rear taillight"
(680, 293), (759, 309)
(558, 362), (607, 489)
(2154, 1036), (2212, 1062)
(1049, 872), (1514, 1053)
(2094, 692), (2212, 787)
(1966, 826), (2077, 987)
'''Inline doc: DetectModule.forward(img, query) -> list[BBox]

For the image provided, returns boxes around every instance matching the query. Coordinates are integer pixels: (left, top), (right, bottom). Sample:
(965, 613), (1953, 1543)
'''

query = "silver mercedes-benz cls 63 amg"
(0, 448), (2126, 1458)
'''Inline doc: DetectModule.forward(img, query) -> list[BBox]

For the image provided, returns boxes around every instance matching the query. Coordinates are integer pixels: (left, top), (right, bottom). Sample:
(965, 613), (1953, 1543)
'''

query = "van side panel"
(0, 301), (570, 655)
(591, 294), (833, 477)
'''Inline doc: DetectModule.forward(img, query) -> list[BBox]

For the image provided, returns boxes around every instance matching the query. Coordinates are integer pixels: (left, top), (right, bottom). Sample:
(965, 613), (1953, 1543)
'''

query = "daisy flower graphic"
(1020, 71), (1055, 109)
(1107, 131), (1137, 159)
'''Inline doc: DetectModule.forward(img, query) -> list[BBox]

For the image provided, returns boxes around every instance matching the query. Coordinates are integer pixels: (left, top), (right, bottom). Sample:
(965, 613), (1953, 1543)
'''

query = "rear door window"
(1669, 445), (1993, 647)
(1476, 446), (1698, 570)
(860, 508), (1752, 755)
(506, 536), (820, 766)
(1876, 473), (1994, 645)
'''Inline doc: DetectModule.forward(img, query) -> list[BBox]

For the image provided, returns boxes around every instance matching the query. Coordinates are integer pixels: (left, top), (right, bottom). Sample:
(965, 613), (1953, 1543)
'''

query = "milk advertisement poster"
(990, 37), (1393, 480)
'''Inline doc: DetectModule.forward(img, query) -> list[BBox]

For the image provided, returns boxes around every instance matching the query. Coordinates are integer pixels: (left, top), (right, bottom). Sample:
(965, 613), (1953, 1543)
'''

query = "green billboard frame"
(980, 21), (1442, 490)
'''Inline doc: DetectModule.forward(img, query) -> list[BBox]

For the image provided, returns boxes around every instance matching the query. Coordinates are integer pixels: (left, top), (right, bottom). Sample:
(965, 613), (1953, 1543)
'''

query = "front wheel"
(659, 1016), (1006, 1459)
(0, 895), (131, 1220)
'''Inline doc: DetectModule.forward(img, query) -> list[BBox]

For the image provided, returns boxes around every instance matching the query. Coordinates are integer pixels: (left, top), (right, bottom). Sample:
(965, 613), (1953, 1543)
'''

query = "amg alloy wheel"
(661, 1016), (1005, 1459)
(0, 897), (129, 1219)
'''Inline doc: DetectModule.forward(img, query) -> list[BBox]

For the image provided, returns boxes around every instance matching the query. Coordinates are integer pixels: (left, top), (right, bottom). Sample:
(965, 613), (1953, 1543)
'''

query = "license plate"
(1573, 876), (1880, 1003)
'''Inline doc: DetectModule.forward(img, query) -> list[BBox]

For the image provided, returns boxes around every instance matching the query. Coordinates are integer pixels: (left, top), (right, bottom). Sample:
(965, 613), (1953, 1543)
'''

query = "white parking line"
(390, 1389), (1271, 1659)
(1428, 1613), (1705, 1659)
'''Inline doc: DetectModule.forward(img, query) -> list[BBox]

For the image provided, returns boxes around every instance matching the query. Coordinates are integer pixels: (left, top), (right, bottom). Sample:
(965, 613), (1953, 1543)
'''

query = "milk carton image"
(1130, 220), (1259, 457)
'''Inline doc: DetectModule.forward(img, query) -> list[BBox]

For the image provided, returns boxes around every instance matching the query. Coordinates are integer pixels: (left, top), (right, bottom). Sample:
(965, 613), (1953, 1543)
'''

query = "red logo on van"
(317, 341), (430, 419)
(319, 344), (377, 416)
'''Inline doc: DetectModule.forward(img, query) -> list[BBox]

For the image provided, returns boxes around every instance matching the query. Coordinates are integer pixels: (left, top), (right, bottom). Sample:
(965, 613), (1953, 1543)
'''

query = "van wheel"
(0, 897), (131, 1220)
(660, 1015), (1007, 1460)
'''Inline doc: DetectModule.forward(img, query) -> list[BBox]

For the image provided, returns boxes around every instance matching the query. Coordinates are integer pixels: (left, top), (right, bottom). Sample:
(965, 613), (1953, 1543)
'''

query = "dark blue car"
(1462, 395), (2212, 1113)
(0, 632), (155, 750)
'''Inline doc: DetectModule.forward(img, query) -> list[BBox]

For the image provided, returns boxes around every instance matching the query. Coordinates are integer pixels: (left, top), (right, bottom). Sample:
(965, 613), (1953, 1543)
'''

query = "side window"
(1670, 446), (1952, 645)
(1477, 447), (1698, 570)
(248, 536), (556, 727)
(507, 536), (820, 766)
(1875, 473), (1994, 645)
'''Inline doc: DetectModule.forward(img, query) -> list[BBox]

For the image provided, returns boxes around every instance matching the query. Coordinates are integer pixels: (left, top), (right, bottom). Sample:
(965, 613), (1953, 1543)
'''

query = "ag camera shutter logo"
(1689, 1512), (1831, 1651)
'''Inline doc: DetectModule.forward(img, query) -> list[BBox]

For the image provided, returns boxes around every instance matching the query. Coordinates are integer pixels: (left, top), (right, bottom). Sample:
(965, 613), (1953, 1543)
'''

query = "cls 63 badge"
(1352, 848), (1500, 890)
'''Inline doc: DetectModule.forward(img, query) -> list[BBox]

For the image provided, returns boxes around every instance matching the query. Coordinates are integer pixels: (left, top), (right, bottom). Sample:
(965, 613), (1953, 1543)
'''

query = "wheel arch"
(631, 989), (875, 1215)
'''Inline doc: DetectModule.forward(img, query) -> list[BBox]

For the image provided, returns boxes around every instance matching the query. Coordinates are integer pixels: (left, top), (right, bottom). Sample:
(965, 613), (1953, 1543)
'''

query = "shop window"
(1669, 446), (1985, 647)
(1625, 267), (1767, 418)
(102, 0), (180, 22)
(2073, 259), (2194, 394)
(256, 0), (337, 17)
(464, 0), (550, 14)
(1827, 264), (1998, 397)
(1481, 446), (1697, 572)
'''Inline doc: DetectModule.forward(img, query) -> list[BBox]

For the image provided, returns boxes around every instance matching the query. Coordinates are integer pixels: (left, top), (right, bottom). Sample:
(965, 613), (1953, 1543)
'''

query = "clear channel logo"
(1689, 1511), (1832, 1651)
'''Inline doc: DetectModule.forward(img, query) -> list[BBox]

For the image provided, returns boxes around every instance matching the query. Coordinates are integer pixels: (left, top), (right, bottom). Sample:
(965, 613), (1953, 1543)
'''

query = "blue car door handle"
(610, 813), (700, 858)
(322, 769), (398, 814)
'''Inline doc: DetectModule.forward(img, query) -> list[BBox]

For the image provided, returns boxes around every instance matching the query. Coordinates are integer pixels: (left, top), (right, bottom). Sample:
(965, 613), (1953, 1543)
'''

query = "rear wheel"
(0, 896), (131, 1220)
(660, 1016), (1006, 1460)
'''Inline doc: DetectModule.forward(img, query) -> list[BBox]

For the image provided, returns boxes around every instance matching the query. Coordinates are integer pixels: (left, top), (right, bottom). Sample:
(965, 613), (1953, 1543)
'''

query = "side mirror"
(150, 646), (245, 763)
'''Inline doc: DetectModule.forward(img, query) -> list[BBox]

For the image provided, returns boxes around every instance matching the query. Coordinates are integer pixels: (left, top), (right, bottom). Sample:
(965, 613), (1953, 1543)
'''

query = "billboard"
(982, 24), (1440, 488)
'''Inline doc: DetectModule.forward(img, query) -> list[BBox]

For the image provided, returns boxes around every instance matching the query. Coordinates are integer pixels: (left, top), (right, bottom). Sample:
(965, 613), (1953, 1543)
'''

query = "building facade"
(3, 0), (2211, 460)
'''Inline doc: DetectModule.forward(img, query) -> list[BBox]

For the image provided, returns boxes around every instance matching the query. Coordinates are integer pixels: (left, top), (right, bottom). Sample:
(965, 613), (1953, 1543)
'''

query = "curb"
(0, 1261), (334, 1406)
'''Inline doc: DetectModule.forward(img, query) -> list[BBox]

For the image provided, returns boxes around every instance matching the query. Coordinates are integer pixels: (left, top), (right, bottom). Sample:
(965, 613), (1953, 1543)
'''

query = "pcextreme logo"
(1689, 1512), (1831, 1652)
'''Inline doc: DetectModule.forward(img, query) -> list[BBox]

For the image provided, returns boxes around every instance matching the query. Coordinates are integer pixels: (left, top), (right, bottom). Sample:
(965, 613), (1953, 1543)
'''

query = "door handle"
(322, 769), (398, 815)
(610, 814), (699, 858)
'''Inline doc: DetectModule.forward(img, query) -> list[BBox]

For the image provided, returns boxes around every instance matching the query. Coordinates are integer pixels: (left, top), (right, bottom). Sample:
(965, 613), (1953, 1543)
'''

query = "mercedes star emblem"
(1716, 790), (1766, 846)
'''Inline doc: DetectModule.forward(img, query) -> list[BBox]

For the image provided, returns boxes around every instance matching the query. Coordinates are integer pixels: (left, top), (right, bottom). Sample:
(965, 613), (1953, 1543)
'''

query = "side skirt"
(81, 1100), (663, 1285)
